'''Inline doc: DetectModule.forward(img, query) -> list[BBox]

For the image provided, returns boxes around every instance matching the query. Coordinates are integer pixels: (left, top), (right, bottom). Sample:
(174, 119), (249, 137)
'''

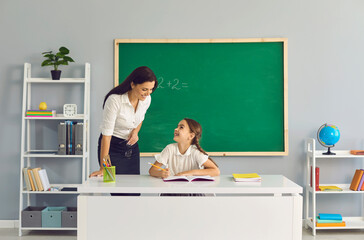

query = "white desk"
(78, 175), (302, 240)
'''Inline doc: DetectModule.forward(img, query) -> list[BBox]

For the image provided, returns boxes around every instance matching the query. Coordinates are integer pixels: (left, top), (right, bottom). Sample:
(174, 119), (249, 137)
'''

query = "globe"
(317, 123), (340, 155)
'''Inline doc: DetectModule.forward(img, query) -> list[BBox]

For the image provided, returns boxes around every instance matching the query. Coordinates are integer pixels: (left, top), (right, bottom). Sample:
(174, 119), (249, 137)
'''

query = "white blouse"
(100, 93), (151, 140)
(155, 143), (208, 176)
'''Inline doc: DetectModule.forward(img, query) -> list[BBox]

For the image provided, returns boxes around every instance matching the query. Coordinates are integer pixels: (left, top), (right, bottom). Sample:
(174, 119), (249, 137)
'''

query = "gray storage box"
(61, 207), (77, 227)
(42, 206), (66, 228)
(21, 206), (46, 227)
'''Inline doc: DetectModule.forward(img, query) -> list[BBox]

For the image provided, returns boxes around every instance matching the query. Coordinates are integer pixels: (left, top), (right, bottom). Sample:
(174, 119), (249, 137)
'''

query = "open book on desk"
(163, 175), (215, 182)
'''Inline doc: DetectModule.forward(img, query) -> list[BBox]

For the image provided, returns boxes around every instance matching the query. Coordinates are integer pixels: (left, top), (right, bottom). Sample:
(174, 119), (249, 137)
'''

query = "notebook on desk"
(232, 173), (261, 182)
(163, 175), (215, 182)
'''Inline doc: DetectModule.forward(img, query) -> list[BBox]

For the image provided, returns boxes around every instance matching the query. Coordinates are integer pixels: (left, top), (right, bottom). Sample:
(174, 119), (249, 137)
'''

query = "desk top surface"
(78, 175), (302, 194)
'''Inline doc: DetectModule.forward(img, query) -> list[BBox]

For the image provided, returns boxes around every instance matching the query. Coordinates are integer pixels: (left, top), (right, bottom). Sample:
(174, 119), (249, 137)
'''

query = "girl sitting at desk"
(149, 118), (220, 178)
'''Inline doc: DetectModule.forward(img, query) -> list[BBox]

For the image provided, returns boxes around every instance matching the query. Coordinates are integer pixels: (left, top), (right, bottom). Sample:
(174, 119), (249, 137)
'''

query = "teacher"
(90, 66), (157, 177)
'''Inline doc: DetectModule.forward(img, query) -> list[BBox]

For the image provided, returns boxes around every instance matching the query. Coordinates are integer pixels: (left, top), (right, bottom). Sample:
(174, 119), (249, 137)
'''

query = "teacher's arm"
(127, 121), (143, 145)
(89, 135), (112, 177)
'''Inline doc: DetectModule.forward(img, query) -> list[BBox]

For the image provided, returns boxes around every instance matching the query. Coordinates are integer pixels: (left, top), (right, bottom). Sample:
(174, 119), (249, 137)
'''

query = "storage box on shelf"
(18, 63), (90, 236)
(62, 207), (77, 228)
(21, 206), (45, 228)
(42, 207), (66, 228)
(304, 138), (364, 236)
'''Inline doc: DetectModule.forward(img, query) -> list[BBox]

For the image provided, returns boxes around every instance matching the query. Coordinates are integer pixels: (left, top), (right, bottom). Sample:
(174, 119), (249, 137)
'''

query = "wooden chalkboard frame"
(114, 38), (288, 156)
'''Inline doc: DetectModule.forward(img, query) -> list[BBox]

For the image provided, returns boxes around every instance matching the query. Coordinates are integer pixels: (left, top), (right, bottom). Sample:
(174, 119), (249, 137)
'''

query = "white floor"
(0, 228), (364, 240)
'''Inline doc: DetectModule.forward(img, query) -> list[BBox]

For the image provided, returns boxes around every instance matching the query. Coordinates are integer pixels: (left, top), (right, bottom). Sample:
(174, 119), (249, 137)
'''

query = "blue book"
(318, 213), (342, 221)
(316, 216), (342, 223)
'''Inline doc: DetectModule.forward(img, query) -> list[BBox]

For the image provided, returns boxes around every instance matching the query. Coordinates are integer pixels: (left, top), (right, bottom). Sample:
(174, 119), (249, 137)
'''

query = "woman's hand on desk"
(89, 169), (104, 177)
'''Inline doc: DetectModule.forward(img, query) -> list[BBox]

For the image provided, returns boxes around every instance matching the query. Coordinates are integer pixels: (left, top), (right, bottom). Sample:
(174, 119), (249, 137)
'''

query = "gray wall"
(1, 0), (364, 220)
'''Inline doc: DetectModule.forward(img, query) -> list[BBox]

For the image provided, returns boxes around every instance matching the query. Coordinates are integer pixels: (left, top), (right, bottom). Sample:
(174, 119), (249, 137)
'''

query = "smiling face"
(130, 81), (155, 101)
(173, 120), (195, 144)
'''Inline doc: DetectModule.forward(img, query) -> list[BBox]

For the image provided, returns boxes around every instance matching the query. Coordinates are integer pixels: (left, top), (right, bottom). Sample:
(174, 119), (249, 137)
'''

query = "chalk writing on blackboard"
(157, 77), (188, 90)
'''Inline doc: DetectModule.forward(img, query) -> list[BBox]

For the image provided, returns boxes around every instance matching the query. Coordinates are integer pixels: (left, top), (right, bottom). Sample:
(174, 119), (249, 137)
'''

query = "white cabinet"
(18, 63), (90, 236)
(304, 138), (364, 235)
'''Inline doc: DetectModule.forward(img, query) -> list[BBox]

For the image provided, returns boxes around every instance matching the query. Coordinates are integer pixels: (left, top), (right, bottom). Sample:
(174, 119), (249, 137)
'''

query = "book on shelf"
(26, 169), (35, 191)
(318, 186), (343, 191)
(315, 216), (342, 223)
(38, 169), (51, 191)
(349, 169), (364, 191)
(357, 170), (364, 191)
(66, 121), (75, 155)
(310, 166), (320, 191)
(232, 173), (261, 182)
(22, 167), (51, 191)
(316, 221), (346, 227)
(32, 168), (43, 191)
(74, 123), (83, 155)
(61, 187), (77, 191)
(318, 213), (342, 221)
(163, 175), (215, 182)
(58, 121), (83, 155)
(22, 168), (32, 191)
(26, 110), (56, 117)
(350, 150), (364, 155)
(29, 169), (38, 191)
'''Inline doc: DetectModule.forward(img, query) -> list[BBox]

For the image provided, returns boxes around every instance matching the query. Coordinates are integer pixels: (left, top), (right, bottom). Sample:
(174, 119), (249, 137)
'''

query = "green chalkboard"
(114, 39), (288, 156)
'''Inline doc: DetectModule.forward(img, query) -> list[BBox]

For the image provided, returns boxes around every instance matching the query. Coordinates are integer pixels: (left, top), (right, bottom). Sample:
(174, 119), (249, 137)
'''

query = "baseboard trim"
(0, 220), (18, 228)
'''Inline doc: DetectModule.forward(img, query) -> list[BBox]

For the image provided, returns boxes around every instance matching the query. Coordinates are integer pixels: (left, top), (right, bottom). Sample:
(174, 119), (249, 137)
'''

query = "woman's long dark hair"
(103, 66), (158, 108)
(183, 118), (218, 167)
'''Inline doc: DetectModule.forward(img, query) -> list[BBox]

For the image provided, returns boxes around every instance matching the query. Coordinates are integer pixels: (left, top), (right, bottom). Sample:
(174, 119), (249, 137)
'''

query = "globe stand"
(322, 147), (336, 155)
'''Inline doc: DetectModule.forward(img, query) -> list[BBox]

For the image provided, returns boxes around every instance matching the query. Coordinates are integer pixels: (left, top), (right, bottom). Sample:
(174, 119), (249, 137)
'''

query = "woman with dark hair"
(90, 66), (158, 177)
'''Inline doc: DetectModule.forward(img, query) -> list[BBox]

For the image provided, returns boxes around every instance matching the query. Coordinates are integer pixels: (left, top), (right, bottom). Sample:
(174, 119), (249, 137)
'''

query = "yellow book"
(319, 186), (343, 191)
(233, 173), (261, 182)
(27, 169), (35, 191)
(32, 168), (44, 191)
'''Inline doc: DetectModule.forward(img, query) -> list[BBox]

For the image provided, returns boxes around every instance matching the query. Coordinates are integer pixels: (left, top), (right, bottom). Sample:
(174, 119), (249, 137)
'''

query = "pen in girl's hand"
(148, 162), (167, 171)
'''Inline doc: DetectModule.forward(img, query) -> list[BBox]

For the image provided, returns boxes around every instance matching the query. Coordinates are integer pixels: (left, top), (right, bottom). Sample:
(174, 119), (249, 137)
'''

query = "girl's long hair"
(183, 118), (218, 167)
(103, 66), (157, 108)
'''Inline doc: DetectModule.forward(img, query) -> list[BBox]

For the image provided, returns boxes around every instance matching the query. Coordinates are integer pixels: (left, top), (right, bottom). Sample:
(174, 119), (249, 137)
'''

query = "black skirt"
(97, 134), (140, 174)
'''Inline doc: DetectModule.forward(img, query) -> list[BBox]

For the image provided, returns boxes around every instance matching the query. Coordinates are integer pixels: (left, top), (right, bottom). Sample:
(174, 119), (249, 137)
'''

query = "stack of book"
(232, 173), (261, 182)
(316, 213), (345, 227)
(22, 167), (51, 191)
(349, 169), (364, 191)
(26, 110), (56, 117)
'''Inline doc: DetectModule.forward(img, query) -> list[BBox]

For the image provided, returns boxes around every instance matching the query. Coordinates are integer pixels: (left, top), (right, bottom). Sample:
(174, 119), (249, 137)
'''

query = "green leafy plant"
(41, 46), (75, 71)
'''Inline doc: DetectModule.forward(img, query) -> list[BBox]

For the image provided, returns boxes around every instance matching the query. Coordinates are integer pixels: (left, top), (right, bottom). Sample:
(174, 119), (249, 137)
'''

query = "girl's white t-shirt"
(100, 93), (151, 139)
(155, 143), (209, 176)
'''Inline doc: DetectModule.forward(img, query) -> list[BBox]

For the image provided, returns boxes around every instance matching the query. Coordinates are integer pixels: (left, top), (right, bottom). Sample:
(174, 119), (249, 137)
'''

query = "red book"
(310, 166), (320, 191)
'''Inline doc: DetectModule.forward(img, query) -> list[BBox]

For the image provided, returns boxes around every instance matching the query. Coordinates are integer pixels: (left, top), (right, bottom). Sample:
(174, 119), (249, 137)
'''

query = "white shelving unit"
(304, 138), (364, 235)
(18, 63), (90, 236)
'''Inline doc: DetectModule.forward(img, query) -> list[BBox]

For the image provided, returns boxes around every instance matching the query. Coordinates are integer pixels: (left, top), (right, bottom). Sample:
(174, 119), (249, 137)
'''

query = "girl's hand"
(89, 169), (103, 177)
(161, 168), (170, 178)
(127, 129), (139, 145)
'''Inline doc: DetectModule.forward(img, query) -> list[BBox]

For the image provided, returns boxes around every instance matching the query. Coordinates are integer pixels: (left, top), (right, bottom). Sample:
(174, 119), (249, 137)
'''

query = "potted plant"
(41, 46), (75, 80)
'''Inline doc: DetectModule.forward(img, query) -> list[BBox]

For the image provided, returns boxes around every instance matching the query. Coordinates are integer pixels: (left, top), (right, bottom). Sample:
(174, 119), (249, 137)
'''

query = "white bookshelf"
(18, 63), (90, 236)
(304, 138), (364, 235)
